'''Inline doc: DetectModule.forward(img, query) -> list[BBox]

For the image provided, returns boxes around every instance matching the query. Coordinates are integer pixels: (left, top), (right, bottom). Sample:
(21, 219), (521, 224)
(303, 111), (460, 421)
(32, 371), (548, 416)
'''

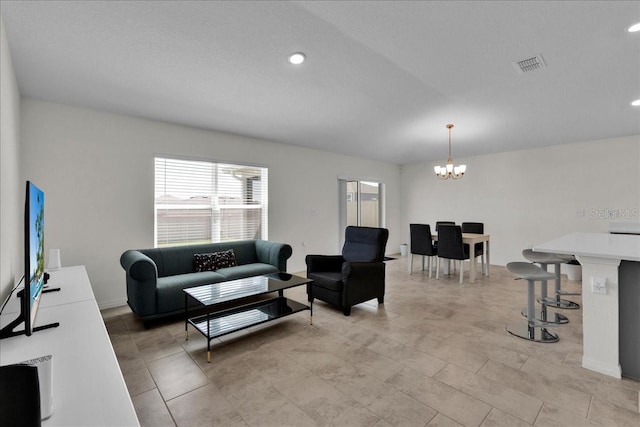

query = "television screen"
(25, 181), (45, 336)
(0, 181), (57, 340)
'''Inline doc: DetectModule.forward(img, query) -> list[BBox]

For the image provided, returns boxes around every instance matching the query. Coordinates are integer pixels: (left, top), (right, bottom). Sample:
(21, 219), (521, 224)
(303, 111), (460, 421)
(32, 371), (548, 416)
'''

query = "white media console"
(0, 266), (139, 426)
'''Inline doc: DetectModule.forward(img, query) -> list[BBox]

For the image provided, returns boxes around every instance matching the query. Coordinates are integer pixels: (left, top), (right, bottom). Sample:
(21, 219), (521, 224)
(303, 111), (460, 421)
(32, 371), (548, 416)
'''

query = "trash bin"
(400, 244), (408, 256)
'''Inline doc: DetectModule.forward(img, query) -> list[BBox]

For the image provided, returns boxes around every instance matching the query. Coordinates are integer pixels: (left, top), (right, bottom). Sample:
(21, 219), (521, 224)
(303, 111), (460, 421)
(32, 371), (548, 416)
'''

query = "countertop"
(534, 232), (640, 262)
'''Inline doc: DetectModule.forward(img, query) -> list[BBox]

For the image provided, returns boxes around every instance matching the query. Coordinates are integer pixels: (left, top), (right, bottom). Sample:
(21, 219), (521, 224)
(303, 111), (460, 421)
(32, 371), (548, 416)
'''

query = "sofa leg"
(343, 307), (351, 316)
(377, 296), (384, 304)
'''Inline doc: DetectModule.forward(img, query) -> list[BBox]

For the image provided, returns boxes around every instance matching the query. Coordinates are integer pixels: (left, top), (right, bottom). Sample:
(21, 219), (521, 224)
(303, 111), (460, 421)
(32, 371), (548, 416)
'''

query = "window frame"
(154, 155), (268, 247)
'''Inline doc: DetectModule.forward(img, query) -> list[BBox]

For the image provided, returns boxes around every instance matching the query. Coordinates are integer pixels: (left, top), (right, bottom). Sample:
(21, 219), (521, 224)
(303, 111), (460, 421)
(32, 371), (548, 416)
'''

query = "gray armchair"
(305, 226), (389, 316)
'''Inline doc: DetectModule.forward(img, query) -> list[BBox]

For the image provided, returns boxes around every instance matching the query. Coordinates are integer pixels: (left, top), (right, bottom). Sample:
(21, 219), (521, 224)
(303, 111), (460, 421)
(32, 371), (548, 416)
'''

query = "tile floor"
(102, 256), (640, 427)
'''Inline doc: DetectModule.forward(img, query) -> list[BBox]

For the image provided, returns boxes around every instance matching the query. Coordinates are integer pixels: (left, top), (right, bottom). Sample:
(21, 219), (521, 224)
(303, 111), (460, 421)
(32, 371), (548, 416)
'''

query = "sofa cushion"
(156, 271), (226, 314)
(194, 250), (237, 272)
(215, 263), (279, 281)
(307, 271), (343, 292)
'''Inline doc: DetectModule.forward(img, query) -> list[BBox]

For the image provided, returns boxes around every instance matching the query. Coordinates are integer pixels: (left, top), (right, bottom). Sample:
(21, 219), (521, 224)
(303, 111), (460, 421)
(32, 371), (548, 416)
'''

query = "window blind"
(154, 157), (268, 247)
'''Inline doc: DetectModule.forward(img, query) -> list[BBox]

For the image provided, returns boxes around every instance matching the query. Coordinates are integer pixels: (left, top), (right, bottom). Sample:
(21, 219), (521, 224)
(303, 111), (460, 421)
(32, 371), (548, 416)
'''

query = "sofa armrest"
(255, 240), (293, 271)
(120, 250), (157, 281)
(120, 250), (158, 317)
(305, 255), (344, 274)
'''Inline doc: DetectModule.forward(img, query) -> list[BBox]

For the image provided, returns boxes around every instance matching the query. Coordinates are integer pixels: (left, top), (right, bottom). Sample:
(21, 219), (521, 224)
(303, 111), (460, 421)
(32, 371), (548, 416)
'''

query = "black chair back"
(461, 222), (484, 234)
(435, 221), (455, 232)
(409, 224), (435, 256)
(342, 226), (389, 263)
(461, 222), (484, 256)
(437, 225), (468, 260)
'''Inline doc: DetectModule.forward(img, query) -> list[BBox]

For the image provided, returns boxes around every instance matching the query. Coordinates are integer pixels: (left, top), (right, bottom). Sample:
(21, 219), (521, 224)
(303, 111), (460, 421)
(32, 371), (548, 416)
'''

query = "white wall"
(20, 99), (401, 308)
(0, 14), (22, 302)
(401, 135), (640, 268)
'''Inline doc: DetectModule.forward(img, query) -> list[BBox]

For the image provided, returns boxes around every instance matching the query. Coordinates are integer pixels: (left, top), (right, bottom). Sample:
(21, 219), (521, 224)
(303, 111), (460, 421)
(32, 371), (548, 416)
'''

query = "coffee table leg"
(207, 313), (211, 363)
(184, 294), (189, 341)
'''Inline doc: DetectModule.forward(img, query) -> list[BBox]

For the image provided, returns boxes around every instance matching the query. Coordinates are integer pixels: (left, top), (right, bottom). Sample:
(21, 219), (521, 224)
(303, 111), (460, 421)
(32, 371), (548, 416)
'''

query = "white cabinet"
(0, 266), (139, 426)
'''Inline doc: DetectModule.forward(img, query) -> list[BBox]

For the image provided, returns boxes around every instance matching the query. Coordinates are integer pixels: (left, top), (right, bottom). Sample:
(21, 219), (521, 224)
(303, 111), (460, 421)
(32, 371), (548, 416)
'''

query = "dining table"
(432, 233), (490, 283)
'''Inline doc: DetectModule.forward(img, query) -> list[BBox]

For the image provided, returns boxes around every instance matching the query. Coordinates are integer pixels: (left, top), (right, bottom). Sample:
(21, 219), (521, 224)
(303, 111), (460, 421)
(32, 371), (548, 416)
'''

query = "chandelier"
(434, 124), (466, 180)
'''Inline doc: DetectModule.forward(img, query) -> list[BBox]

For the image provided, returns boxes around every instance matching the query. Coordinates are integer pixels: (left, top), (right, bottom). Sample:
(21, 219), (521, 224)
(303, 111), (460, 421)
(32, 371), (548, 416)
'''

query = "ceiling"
(1, 1), (639, 165)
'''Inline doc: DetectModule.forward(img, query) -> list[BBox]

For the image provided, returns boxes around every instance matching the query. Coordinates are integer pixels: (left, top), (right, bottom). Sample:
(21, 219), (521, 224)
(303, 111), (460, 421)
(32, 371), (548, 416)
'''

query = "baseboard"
(97, 297), (128, 310)
(582, 356), (622, 378)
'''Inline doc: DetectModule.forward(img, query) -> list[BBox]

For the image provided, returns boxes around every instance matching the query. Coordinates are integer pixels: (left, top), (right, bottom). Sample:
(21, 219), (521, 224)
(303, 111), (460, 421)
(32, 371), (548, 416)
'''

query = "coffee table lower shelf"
(186, 296), (310, 362)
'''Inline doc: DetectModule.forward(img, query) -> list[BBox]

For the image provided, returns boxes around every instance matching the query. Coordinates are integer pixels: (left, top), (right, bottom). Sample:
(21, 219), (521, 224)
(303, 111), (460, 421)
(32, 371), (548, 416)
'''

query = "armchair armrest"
(342, 261), (385, 282)
(341, 261), (386, 308)
(255, 240), (293, 271)
(305, 255), (344, 274)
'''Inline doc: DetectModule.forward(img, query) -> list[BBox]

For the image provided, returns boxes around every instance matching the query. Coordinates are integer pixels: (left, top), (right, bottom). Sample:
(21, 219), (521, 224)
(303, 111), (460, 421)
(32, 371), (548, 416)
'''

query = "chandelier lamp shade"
(434, 124), (466, 180)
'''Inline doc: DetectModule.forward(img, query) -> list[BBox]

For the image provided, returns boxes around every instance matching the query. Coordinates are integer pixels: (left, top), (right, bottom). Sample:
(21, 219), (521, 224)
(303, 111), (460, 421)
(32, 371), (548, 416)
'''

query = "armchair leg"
(436, 257), (440, 279)
(377, 296), (384, 304)
(459, 261), (464, 284)
(343, 307), (351, 316)
(408, 253), (413, 274)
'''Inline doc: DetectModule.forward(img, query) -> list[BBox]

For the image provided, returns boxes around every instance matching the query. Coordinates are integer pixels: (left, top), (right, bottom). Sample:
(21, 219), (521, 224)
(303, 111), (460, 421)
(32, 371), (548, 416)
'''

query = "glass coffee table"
(183, 272), (313, 362)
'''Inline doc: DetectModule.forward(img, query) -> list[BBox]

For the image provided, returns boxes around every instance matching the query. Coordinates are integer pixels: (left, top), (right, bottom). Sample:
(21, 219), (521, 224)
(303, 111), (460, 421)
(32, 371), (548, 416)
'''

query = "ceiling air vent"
(513, 54), (546, 73)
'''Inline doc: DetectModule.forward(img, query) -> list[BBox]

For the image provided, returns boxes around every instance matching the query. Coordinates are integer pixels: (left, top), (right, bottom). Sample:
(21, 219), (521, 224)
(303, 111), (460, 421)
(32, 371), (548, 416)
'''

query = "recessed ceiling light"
(288, 52), (305, 65)
(628, 22), (640, 33)
(632, 99), (640, 106)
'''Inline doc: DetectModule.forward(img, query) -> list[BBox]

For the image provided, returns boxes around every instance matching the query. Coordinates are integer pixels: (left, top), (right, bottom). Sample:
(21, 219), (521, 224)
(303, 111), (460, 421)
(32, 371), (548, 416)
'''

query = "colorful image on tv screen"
(29, 184), (45, 309)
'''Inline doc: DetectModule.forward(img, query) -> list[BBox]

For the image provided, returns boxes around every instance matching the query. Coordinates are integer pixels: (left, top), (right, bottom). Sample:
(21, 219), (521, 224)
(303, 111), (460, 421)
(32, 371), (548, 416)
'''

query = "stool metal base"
(506, 322), (559, 343)
(557, 289), (581, 297)
(538, 297), (580, 310)
(521, 308), (569, 325)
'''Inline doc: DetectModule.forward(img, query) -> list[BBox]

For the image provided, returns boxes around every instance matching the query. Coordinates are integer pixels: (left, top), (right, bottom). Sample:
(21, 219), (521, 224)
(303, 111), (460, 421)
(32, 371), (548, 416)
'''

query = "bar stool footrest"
(537, 297), (580, 310)
(557, 289), (581, 297)
(521, 308), (570, 325)
(505, 322), (559, 343)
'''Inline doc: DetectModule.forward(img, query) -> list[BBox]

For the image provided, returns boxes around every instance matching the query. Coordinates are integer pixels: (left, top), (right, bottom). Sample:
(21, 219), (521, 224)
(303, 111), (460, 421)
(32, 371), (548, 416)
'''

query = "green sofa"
(120, 239), (293, 324)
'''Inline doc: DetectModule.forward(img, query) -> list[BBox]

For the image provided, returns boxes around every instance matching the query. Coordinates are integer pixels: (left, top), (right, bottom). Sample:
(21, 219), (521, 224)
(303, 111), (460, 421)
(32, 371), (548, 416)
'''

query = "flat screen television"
(25, 181), (46, 335)
(0, 181), (58, 339)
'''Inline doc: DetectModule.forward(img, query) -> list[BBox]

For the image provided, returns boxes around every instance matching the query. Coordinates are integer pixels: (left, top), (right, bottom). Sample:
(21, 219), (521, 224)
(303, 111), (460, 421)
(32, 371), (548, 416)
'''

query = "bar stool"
(521, 249), (569, 324)
(505, 262), (559, 343)
(523, 249), (580, 310)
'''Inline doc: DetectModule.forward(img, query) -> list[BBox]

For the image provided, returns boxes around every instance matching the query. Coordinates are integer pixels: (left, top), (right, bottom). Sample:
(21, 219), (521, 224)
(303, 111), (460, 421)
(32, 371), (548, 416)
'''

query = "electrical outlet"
(592, 276), (607, 294)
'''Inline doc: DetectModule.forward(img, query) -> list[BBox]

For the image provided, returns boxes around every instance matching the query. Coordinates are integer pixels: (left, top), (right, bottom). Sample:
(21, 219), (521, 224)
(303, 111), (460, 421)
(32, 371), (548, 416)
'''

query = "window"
(345, 180), (381, 227)
(338, 178), (385, 247)
(154, 157), (268, 247)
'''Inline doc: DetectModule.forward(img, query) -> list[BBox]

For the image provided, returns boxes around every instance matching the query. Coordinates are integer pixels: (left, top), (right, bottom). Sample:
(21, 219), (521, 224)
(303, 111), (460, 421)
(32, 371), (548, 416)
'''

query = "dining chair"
(435, 221), (455, 232)
(436, 225), (470, 284)
(461, 222), (486, 275)
(408, 224), (437, 277)
(434, 221), (456, 271)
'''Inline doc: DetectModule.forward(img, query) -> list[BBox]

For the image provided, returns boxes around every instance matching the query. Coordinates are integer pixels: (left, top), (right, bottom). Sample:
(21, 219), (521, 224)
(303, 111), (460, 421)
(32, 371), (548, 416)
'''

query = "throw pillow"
(211, 249), (237, 270)
(194, 250), (237, 272)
